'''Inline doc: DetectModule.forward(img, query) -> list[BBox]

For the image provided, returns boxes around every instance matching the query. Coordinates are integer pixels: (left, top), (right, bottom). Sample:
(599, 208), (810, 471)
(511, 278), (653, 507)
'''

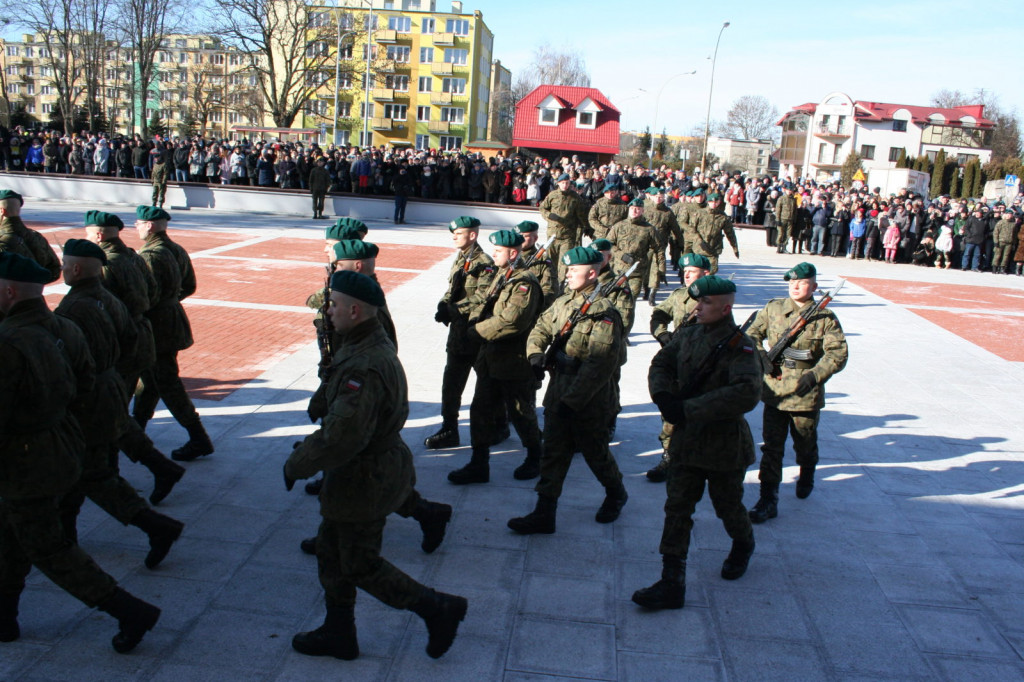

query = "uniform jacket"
(473, 266), (542, 381)
(608, 216), (663, 288)
(520, 244), (558, 310)
(100, 238), (158, 377)
(139, 232), (196, 352)
(650, 287), (698, 340)
(775, 194), (796, 224)
(693, 210), (739, 257)
(308, 166), (332, 194)
(597, 266), (636, 337)
(441, 243), (495, 356)
(994, 218), (1015, 245)
(645, 203), (684, 250)
(588, 197), (627, 240)
(539, 189), (589, 243)
(0, 216), (60, 282)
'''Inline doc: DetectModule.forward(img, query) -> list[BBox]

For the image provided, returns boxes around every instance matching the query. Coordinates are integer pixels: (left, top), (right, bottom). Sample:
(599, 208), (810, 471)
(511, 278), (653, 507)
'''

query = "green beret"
(556, 173), (570, 182)
(707, 193), (722, 202)
(688, 274), (736, 298)
(628, 197), (644, 207)
(0, 252), (53, 283)
(136, 205), (171, 222)
(603, 184), (617, 193)
(514, 220), (539, 234)
(329, 270), (386, 307)
(645, 186), (662, 195)
(783, 262), (816, 281)
(591, 238), (612, 252)
(561, 246), (603, 266)
(332, 239), (379, 261)
(449, 216), (481, 232)
(488, 230), (524, 248)
(0, 189), (24, 205)
(679, 253), (711, 270)
(84, 210), (124, 230)
(63, 238), (108, 264)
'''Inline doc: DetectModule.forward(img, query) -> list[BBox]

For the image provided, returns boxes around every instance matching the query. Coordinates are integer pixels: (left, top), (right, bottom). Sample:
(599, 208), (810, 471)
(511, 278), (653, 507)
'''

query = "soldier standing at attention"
(508, 246), (628, 535)
(691, 193), (740, 275)
(0, 190), (60, 284)
(643, 186), (683, 290)
(514, 220), (558, 310)
(588, 184), (628, 241)
(774, 184), (797, 253)
(747, 263), (848, 523)
(424, 216), (495, 450)
(309, 156), (331, 220)
(84, 211), (185, 505)
(633, 275), (762, 611)
(151, 142), (170, 209)
(608, 198), (662, 303)
(285, 270), (467, 662)
(540, 173), (590, 283)
(132, 206), (215, 462)
(0, 252), (161, 653)
(448, 229), (544, 484)
(646, 253), (711, 482)
(55, 240), (184, 569)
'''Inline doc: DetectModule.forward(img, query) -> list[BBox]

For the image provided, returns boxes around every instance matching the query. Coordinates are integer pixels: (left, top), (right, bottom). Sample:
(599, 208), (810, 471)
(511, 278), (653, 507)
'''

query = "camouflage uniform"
(648, 314), (762, 560)
(692, 209), (739, 275)
(151, 160), (169, 208)
(671, 202), (702, 255)
(644, 203), (683, 282)
(0, 216), (60, 282)
(588, 197), (627, 240)
(597, 266), (635, 432)
(607, 215), (662, 298)
(520, 244), (558, 310)
(993, 217), (1016, 272)
(649, 287), (699, 451)
(539, 189), (589, 281)
(774, 193), (797, 249)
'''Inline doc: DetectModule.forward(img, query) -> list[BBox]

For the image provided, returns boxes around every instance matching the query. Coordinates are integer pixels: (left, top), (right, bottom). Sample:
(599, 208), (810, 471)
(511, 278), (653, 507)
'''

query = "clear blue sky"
(477, 0), (1024, 137)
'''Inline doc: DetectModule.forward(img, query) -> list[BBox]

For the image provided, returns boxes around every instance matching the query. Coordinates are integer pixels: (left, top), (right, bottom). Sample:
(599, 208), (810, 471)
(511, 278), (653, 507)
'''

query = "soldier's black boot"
(1016, 263), (1023, 276)
(137, 448), (185, 505)
(98, 587), (161, 653)
(513, 445), (541, 481)
(300, 536), (318, 555)
(507, 494), (556, 534)
(0, 593), (19, 642)
(632, 554), (685, 610)
(796, 466), (815, 499)
(447, 447), (489, 485)
(748, 486), (779, 524)
(646, 451), (671, 483)
(305, 477), (323, 495)
(424, 422), (460, 449)
(171, 422), (214, 462)
(721, 535), (755, 580)
(130, 509), (185, 569)
(410, 588), (468, 659)
(413, 500), (453, 554)
(595, 481), (628, 523)
(292, 604), (359, 660)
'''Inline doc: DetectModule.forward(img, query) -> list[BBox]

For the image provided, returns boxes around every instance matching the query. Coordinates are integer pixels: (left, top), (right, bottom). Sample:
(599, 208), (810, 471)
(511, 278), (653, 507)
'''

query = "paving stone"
(720, 637), (829, 682)
(615, 601), (718, 659)
(618, 651), (726, 682)
(508, 616), (616, 679)
(896, 604), (1016, 657)
(518, 573), (613, 624)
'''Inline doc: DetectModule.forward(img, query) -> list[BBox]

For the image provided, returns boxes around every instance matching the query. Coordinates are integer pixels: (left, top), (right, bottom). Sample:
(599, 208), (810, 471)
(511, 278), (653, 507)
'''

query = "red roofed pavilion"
(512, 85), (621, 164)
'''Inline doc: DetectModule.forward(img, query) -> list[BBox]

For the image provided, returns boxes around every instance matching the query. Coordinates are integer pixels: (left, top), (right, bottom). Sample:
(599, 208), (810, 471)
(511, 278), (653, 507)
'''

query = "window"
(388, 16), (411, 32)
(25, 103), (35, 114)
(860, 145), (875, 160)
(105, 87), (116, 98)
(212, 110), (224, 122)
(422, 18), (435, 33)
(888, 147), (904, 162)
(892, 119), (908, 132)
(817, 142), (827, 163)
(6, 46), (17, 57)
(307, 41), (329, 58)
(385, 75), (409, 91)
(213, 54), (225, 65)
(539, 108), (557, 125)
(361, 44), (378, 60)
(159, 51), (172, 63)
(440, 107), (464, 123)
(106, 68), (116, 80)
(383, 104), (407, 120)
(362, 14), (378, 30)
(306, 71), (330, 87)
(957, 153), (978, 166)
(442, 77), (466, 94)
(443, 48), (468, 65)
(577, 111), (594, 128)
(6, 84), (18, 94)
(420, 47), (433, 63)
(24, 47), (33, 57)
(386, 45), (411, 63)
(446, 19), (470, 35)
(338, 73), (352, 88)
(25, 66), (33, 77)
(4, 66), (15, 76)
(305, 100), (327, 116)
(359, 130), (372, 146)
(417, 105), (430, 121)
(339, 13), (354, 30)
(175, 39), (187, 48)
(336, 102), (351, 117)
(26, 84), (34, 96)
(415, 134), (430, 150)
(228, 112), (240, 124)
(339, 43), (353, 59)
(418, 76), (432, 92)
(337, 130), (351, 145)
(439, 135), (462, 150)
(230, 54), (240, 66)
(43, 103), (54, 113)
(179, 52), (187, 63)
(40, 66), (51, 77)
(41, 85), (53, 95)
(359, 102), (374, 118)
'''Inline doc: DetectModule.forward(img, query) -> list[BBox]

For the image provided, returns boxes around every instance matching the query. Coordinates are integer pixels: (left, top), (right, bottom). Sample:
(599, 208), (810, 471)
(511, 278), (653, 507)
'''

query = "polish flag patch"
(742, 345), (754, 353)
(345, 379), (362, 391)
(602, 317), (614, 324)
(518, 284), (529, 292)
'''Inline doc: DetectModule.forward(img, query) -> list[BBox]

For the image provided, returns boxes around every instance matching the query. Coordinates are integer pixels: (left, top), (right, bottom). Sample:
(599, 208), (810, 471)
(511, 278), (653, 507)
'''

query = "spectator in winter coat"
(25, 139), (45, 172)
(961, 208), (987, 271)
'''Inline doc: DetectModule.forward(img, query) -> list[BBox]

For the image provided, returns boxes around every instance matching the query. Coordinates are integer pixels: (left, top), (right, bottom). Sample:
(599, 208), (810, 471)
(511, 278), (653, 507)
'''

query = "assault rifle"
(764, 279), (845, 373)
(316, 261), (336, 380)
(474, 237), (554, 323)
(678, 311), (758, 398)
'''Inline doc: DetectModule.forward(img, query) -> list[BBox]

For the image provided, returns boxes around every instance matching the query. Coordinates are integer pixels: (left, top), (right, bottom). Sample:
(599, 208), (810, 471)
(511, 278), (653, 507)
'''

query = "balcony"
(431, 63), (453, 76)
(372, 88), (395, 101)
(371, 117), (393, 130)
(374, 29), (398, 44)
(432, 32), (455, 46)
(431, 92), (452, 105)
(427, 120), (450, 133)
(815, 122), (850, 138)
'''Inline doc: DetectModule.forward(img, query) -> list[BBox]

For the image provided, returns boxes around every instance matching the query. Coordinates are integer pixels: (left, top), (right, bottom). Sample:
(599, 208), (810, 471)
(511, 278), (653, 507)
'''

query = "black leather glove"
(434, 301), (451, 325)
(657, 332), (672, 348)
(466, 324), (483, 345)
(556, 401), (574, 418)
(795, 372), (817, 397)
(652, 391), (686, 425)
(283, 462), (296, 492)
(529, 354), (546, 382)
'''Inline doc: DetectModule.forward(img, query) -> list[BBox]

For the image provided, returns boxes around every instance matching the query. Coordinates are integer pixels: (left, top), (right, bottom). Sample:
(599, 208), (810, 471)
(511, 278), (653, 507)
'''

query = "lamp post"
(362, 2), (374, 150)
(332, 23), (355, 146)
(700, 21), (730, 176)
(648, 72), (696, 170)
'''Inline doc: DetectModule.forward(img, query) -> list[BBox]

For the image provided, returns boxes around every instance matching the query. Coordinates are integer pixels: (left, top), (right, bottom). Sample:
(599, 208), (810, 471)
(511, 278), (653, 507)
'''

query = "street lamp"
(362, 1), (374, 150)
(332, 23), (356, 146)
(700, 21), (730, 176)
(648, 72), (696, 170)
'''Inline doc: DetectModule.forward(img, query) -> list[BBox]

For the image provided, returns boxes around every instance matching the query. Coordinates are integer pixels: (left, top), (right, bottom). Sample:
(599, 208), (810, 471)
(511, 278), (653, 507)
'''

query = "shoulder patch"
(742, 345), (754, 353)
(602, 317), (614, 324)
(518, 284), (529, 292)
(345, 379), (362, 391)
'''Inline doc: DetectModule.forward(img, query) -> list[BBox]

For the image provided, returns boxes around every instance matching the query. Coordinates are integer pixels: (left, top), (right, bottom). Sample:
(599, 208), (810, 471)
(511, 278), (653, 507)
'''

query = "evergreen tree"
(637, 126), (652, 155)
(962, 161), (976, 198)
(896, 149), (908, 168)
(841, 150), (864, 187)
(943, 158), (957, 196)
(177, 111), (198, 138)
(931, 150), (947, 196)
(949, 163), (961, 198)
(147, 112), (167, 139)
(970, 159), (984, 198)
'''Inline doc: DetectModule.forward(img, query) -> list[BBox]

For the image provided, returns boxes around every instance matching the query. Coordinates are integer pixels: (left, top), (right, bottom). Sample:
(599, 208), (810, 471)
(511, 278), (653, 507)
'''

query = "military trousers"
(547, 237), (576, 286)
(759, 404), (820, 489)
(440, 350), (477, 427)
(151, 163), (169, 206)
(469, 370), (541, 451)
(535, 409), (623, 500)
(134, 350), (201, 430)
(116, 368), (157, 464)
(0, 496), (117, 607)
(60, 445), (148, 531)
(316, 517), (423, 610)
(777, 220), (794, 247)
(311, 191), (326, 216)
(994, 243), (1013, 270)
(659, 464), (751, 558)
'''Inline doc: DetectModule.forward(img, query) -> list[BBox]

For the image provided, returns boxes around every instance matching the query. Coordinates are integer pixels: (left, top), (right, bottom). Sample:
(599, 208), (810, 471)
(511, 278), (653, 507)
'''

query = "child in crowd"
(883, 217), (902, 263)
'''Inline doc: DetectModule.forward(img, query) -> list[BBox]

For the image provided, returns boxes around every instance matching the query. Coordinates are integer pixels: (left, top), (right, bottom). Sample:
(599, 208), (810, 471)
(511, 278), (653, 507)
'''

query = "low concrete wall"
(0, 171), (540, 227)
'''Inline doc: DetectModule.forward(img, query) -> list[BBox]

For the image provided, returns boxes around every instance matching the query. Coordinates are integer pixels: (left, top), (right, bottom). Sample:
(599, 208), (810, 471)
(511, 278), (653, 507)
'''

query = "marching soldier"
(643, 187), (683, 289)
(747, 263), (848, 523)
(691, 193), (740, 275)
(0, 189), (60, 284)
(591, 238), (635, 439)
(671, 190), (704, 257)
(513, 220), (558, 310)
(633, 275), (762, 611)
(132, 206), (215, 462)
(588, 184), (628, 241)
(539, 174), (590, 283)
(608, 198), (662, 303)
(775, 184), (797, 253)
(284, 270), (467, 661)
(508, 246), (628, 535)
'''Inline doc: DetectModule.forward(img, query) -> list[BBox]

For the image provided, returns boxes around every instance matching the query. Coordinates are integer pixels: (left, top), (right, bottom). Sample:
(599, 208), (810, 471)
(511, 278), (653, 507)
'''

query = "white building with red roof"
(776, 91), (995, 182)
(512, 85), (620, 163)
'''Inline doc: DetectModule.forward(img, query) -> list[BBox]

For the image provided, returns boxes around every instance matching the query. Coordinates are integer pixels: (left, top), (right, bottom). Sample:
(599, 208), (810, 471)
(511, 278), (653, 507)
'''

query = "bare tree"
(181, 58), (225, 134)
(510, 43), (591, 108)
(930, 88), (1022, 162)
(718, 95), (779, 142)
(76, 0), (118, 133)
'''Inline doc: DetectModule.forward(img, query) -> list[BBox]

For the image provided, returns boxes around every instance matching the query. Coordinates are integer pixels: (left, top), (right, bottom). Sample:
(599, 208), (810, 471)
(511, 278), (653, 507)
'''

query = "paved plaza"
(3, 199), (1024, 681)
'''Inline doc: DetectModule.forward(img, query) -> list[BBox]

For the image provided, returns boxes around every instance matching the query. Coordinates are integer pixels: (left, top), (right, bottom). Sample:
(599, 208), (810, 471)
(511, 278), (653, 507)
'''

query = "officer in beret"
(285, 270), (467, 661)
(448, 229), (544, 484)
(590, 239), (635, 439)
(608, 197), (662, 305)
(508, 246), (628, 534)
(55, 240), (185, 568)
(747, 263), (848, 523)
(671, 190), (705, 257)
(691, 193), (739, 275)
(0, 189), (60, 289)
(634, 275), (762, 610)
(151, 142), (170, 208)
(588, 184), (628, 241)
(84, 210), (185, 505)
(539, 174), (590, 283)
(309, 156), (331, 220)
(644, 187), (684, 285)
(425, 216), (496, 450)
(646, 252), (712, 482)
(0, 252), (161, 653)
(514, 220), (558, 309)
(775, 184), (797, 253)
(132, 206), (215, 462)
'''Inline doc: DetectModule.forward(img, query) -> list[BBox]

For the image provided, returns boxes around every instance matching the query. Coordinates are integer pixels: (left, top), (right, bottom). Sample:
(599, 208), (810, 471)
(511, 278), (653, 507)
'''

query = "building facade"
(512, 85), (620, 164)
(777, 92), (994, 182)
(706, 136), (772, 177)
